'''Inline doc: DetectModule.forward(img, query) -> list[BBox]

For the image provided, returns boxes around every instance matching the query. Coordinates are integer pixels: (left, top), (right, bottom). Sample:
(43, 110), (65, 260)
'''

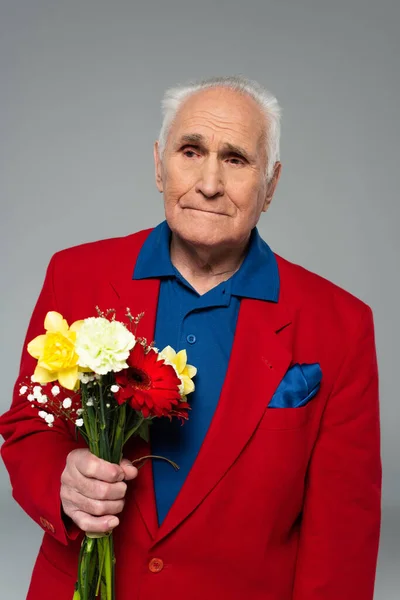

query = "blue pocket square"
(268, 363), (322, 409)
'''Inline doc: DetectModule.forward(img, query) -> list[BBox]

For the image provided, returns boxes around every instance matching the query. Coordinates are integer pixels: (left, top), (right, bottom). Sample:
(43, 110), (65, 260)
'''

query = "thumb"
(120, 458), (139, 481)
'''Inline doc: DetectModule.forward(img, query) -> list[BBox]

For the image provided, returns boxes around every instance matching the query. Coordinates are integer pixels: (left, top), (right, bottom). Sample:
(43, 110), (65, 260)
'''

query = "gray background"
(0, 0), (398, 597)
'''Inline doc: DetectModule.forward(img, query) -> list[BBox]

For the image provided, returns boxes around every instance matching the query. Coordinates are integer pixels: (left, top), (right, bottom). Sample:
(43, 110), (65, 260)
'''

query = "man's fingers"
(70, 510), (120, 534)
(62, 487), (125, 516)
(120, 459), (139, 481)
(62, 467), (127, 500)
(69, 449), (125, 483)
(61, 449), (140, 534)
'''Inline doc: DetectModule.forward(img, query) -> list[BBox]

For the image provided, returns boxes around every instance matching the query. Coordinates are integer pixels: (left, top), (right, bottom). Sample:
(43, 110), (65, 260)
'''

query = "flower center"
(129, 368), (151, 390)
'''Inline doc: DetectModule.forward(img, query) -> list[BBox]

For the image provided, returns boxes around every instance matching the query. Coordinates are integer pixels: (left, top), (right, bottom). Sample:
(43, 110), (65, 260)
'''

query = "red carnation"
(114, 343), (190, 420)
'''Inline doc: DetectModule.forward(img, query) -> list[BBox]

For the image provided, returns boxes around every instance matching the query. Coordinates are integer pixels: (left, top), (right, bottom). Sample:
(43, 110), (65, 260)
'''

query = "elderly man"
(0, 76), (381, 600)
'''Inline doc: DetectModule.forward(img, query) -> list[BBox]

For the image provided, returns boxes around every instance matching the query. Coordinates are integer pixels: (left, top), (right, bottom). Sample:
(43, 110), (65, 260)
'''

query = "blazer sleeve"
(292, 305), (382, 600)
(0, 254), (83, 546)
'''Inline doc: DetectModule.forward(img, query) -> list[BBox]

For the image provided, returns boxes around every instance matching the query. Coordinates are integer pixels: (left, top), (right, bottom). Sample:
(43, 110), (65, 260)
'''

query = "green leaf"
(137, 420), (150, 443)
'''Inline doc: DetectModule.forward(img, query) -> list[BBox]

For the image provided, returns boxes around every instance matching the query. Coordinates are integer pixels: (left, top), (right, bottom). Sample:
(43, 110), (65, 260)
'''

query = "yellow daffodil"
(158, 345), (197, 398)
(27, 311), (84, 390)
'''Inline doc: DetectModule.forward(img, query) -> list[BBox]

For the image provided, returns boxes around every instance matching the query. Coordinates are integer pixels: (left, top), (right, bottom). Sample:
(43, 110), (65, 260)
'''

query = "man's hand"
(61, 448), (138, 534)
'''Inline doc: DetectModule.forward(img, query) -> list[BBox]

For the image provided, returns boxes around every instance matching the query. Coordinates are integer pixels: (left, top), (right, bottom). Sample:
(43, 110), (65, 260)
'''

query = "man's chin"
(170, 225), (229, 250)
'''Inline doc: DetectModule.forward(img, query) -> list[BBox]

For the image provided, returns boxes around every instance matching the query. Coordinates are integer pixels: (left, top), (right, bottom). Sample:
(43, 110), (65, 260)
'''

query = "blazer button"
(148, 558), (164, 573)
(39, 516), (55, 533)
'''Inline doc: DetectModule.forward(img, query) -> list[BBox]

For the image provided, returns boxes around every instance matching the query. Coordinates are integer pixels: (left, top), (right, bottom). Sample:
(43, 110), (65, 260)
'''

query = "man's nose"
(195, 156), (224, 199)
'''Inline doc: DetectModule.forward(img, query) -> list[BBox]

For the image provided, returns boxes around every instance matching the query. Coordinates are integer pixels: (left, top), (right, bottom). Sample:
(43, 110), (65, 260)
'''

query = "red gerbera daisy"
(114, 343), (190, 420)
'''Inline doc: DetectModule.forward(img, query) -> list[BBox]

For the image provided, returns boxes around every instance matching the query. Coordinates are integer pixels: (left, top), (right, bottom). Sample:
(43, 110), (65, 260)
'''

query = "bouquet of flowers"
(18, 308), (196, 600)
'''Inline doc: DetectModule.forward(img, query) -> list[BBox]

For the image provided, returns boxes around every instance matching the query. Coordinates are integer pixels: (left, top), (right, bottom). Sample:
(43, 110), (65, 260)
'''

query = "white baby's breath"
(45, 414), (54, 424)
(37, 395), (48, 404)
(33, 385), (42, 399)
(76, 408), (84, 415)
(86, 398), (94, 407)
(75, 418), (84, 427)
(75, 317), (136, 375)
(110, 385), (119, 393)
(27, 394), (34, 401)
(79, 373), (95, 384)
(51, 385), (60, 396)
(38, 411), (48, 419)
(62, 398), (72, 409)
(19, 386), (28, 395)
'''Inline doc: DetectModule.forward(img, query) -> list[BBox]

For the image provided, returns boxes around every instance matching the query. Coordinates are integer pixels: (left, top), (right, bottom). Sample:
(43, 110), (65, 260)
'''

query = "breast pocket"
(257, 400), (315, 430)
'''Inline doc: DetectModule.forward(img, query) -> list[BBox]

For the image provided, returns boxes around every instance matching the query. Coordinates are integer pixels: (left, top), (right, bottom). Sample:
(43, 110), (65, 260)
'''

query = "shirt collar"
(133, 220), (175, 279)
(133, 220), (279, 302)
(230, 227), (279, 302)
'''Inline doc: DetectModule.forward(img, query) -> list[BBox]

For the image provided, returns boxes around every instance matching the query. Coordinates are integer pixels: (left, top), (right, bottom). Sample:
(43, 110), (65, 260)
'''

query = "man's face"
(154, 87), (281, 249)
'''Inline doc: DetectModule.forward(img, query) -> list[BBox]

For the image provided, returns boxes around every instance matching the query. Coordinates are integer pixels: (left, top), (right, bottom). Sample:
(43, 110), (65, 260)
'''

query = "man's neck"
(170, 233), (249, 295)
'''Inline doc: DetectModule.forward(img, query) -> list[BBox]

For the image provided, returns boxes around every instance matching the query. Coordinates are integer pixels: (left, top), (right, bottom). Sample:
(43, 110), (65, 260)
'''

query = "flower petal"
(69, 320), (84, 333)
(183, 363), (197, 378)
(182, 375), (195, 395)
(44, 311), (69, 334)
(174, 350), (187, 374)
(158, 345), (176, 362)
(32, 365), (58, 384)
(58, 367), (80, 391)
(27, 335), (46, 359)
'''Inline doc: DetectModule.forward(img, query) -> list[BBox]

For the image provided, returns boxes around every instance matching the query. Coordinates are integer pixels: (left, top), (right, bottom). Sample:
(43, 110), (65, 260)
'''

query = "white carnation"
(75, 317), (136, 375)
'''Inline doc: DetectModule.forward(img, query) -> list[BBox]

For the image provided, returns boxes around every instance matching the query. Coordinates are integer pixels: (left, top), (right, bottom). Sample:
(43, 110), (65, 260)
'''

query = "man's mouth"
(183, 207), (228, 216)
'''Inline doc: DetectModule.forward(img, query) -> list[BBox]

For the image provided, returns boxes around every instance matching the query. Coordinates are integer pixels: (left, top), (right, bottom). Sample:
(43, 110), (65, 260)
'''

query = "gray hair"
(158, 75), (281, 182)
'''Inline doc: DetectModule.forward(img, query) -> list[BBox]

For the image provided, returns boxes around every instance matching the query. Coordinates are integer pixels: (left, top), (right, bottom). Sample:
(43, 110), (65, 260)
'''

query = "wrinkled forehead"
(168, 88), (268, 151)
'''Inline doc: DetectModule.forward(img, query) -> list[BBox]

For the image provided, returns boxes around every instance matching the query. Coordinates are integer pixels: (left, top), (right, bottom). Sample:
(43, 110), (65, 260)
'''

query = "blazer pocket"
(39, 543), (76, 579)
(257, 400), (315, 431)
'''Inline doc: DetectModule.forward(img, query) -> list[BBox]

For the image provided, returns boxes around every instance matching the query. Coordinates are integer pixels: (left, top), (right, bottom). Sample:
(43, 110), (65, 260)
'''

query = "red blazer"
(0, 228), (381, 600)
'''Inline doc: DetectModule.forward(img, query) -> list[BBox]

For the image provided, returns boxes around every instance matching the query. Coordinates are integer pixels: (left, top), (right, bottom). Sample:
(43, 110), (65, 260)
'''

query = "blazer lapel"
(152, 296), (294, 547)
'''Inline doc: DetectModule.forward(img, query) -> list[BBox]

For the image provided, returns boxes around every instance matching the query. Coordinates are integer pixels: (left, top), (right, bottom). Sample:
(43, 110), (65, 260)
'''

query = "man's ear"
(262, 161), (282, 212)
(154, 141), (163, 193)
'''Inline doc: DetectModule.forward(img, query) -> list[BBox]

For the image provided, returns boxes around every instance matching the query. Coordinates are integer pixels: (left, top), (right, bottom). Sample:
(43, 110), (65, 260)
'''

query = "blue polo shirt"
(133, 220), (279, 525)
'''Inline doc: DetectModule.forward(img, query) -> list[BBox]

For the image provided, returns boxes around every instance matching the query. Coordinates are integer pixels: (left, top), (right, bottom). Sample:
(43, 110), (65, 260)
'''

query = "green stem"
(103, 536), (113, 600)
(95, 537), (106, 598)
(123, 415), (145, 445)
(83, 537), (95, 600)
(131, 454), (180, 471)
(111, 402), (126, 464)
(98, 381), (111, 462)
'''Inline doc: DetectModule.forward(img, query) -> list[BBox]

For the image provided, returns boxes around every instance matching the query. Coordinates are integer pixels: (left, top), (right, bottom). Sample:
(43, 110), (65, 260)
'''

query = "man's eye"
(182, 147), (199, 158)
(228, 156), (245, 166)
